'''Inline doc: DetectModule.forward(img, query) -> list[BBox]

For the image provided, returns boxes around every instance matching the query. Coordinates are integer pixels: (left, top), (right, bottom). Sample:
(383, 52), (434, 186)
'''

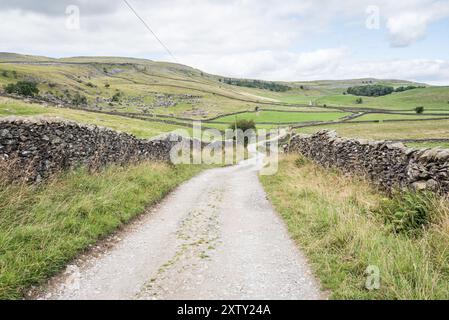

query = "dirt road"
(35, 158), (322, 300)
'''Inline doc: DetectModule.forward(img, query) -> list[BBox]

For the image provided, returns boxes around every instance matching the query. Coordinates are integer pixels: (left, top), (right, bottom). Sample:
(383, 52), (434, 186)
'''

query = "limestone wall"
(287, 130), (449, 193)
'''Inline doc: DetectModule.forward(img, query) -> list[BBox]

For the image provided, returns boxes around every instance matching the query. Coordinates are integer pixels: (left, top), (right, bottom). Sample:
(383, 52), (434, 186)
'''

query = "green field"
(297, 119), (449, 141)
(212, 110), (349, 124)
(351, 113), (449, 121)
(317, 87), (449, 111)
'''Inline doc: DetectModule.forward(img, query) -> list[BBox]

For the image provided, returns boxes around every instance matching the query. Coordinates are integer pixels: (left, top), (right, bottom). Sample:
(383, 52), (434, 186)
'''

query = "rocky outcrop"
(0, 117), (187, 182)
(286, 130), (449, 194)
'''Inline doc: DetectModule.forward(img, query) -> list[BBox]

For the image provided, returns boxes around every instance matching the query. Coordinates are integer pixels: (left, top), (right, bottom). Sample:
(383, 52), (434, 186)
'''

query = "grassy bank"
(0, 97), (190, 138)
(0, 161), (205, 299)
(260, 155), (449, 299)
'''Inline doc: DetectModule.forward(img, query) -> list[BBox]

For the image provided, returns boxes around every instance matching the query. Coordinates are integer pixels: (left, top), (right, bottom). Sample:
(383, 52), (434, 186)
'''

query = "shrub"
(229, 119), (256, 132)
(356, 97), (363, 104)
(229, 119), (256, 146)
(1, 70), (8, 77)
(4, 81), (39, 97)
(375, 191), (436, 235)
(415, 106), (425, 114)
(111, 92), (122, 102)
(294, 156), (309, 168)
(72, 93), (87, 106)
(105, 83), (110, 88)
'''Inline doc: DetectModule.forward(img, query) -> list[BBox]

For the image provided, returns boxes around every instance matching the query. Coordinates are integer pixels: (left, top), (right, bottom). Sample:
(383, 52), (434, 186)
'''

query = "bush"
(415, 106), (425, 114)
(1, 70), (8, 77)
(355, 97), (363, 104)
(375, 191), (436, 235)
(105, 83), (110, 88)
(347, 85), (394, 97)
(229, 119), (256, 132)
(72, 93), (87, 106)
(111, 92), (122, 102)
(229, 119), (256, 146)
(4, 81), (39, 97)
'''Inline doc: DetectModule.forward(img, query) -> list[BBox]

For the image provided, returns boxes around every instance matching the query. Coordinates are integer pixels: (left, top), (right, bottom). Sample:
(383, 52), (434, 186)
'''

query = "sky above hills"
(1, 0), (449, 84)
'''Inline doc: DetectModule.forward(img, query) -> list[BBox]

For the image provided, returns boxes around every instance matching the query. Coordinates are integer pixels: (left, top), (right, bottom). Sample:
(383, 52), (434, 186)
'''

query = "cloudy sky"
(1, 0), (449, 84)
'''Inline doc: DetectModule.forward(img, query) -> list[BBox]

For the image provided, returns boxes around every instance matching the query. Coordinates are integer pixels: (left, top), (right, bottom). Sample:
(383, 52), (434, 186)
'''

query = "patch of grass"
(0, 161), (206, 299)
(260, 155), (449, 299)
(406, 141), (449, 149)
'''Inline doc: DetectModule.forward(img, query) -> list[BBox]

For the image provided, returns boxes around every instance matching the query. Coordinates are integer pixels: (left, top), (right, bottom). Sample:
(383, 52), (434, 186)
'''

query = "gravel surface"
(33, 152), (323, 300)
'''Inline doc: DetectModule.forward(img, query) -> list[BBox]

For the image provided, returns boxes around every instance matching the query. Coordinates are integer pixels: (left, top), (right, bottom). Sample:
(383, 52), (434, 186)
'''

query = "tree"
(4, 81), (39, 97)
(229, 119), (256, 146)
(415, 106), (425, 114)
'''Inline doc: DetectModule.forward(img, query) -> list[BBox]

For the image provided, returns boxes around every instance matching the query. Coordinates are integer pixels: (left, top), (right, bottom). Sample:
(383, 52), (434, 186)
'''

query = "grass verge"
(0, 161), (205, 299)
(260, 154), (449, 299)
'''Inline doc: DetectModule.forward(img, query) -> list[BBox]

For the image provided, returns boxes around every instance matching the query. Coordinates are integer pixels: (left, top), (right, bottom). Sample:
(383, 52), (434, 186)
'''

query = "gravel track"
(34, 158), (322, 300)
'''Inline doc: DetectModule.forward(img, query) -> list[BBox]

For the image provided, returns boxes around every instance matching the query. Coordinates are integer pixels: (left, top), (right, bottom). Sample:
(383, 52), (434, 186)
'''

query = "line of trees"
(347, 85), (395, 97)
(221, 78), (291, 92)
(347, 84), (425, 97)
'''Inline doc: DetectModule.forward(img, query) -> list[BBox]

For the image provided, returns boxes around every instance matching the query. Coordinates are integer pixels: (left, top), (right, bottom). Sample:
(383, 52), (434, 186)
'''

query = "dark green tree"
(415, 106), (425, 114)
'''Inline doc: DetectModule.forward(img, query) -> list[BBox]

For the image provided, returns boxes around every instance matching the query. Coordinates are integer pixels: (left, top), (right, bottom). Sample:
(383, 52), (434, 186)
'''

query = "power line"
(122, 0), (178, 63)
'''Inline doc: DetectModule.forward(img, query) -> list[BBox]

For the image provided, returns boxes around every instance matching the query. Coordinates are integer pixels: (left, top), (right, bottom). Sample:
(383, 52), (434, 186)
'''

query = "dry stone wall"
(0, 117), (185, 182)
(286, 130), (449, 194)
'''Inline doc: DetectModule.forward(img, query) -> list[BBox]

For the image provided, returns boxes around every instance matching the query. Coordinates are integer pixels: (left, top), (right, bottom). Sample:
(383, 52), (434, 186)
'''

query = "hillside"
(1, 53), (449, 146)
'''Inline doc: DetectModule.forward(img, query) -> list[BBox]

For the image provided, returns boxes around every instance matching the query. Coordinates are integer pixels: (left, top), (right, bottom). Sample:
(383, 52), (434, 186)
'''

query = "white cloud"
(0, 0), (448, 83)
(386, 1), (449, 47)
(181, 49), (449, 84)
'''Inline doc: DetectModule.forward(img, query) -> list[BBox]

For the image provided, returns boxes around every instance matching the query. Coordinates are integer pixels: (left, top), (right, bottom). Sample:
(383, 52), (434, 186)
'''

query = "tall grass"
(260, 155), (449, 299)
(0, 161), (205, 299)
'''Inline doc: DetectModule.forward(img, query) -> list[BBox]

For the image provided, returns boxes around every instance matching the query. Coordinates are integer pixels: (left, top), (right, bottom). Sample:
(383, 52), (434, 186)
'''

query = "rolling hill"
(1, 52), (449, 145)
